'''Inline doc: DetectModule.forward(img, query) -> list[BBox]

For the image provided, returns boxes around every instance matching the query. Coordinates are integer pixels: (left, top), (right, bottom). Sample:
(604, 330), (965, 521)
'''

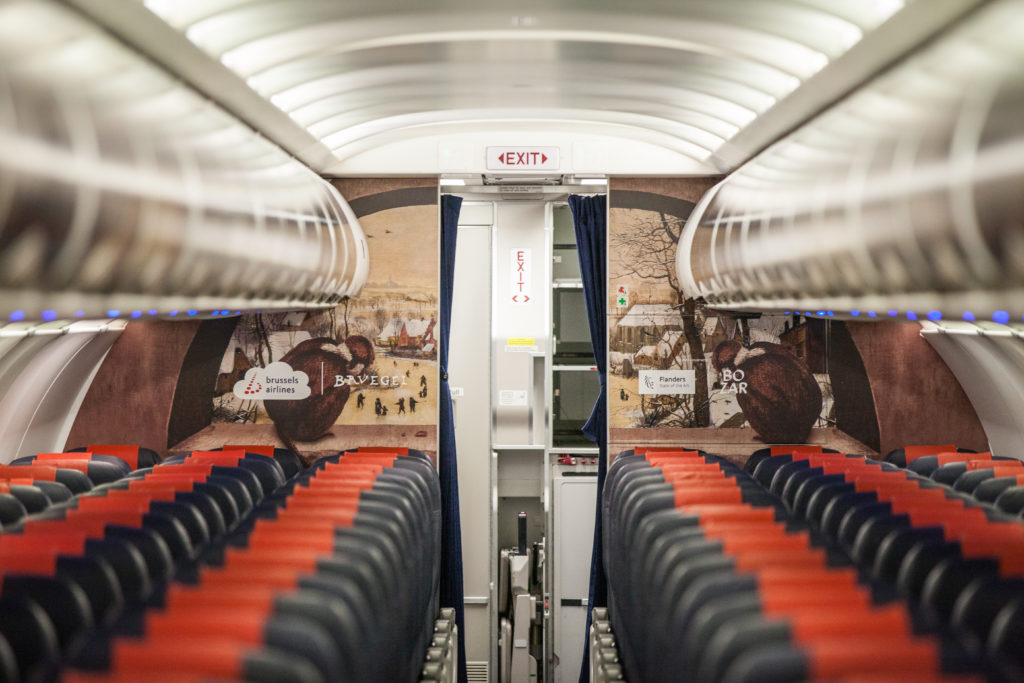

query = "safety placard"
(615, 284), (629, 308)
(505, 337), (538, 353)
(511, 248), (532, 305)
(499, 390), (528, 406)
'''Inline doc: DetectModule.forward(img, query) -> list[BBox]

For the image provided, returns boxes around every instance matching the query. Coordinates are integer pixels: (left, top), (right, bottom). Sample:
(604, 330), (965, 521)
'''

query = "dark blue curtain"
(568, 194), (608, 683)
(439, 194), (467, 683)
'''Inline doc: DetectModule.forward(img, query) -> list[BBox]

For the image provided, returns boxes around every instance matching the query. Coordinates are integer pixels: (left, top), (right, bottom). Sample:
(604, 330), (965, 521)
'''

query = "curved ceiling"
(136, 0), (911, 175)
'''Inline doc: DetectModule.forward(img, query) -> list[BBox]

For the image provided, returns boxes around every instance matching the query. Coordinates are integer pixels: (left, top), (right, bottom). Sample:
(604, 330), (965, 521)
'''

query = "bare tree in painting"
(611, 211), (711, 427)
(373, 299), (389, 337)
(327, 307), (338, 340)
(254, 314), (272, 366)
(340, 298), (351, 339)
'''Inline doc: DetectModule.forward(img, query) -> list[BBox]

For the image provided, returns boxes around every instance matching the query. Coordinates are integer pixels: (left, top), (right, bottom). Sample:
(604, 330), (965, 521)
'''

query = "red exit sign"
(487, 147), (560, 171)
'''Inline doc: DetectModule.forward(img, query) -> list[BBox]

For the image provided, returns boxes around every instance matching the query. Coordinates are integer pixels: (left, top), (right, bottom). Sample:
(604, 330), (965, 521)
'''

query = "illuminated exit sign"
(487, 147), (560, 171)
(510, 247), (532, 305)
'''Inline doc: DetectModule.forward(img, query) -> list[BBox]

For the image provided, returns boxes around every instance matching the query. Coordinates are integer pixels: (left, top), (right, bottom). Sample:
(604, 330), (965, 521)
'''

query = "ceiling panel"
(136, 0), (912, 172)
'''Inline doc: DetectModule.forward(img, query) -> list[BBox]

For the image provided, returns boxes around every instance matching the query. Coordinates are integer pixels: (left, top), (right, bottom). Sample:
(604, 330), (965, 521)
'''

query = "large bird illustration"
(712, 339), (822, 444)
(265, 335), (374, 446)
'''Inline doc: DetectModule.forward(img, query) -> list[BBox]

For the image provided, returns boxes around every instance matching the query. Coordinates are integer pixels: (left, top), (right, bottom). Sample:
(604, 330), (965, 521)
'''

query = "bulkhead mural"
(200, 179), (441, 460)
(65, 179), (441, 463)
(606, 178), (988, 461)
(608, 180), (866, 458)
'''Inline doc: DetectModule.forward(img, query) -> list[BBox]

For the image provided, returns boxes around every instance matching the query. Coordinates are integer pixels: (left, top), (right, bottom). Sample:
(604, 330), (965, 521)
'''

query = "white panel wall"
(0, 320), (125, 462)
(449, 205), (495, 669)
(921, 322), (1024, 459)
(553, 476), (597, 683)
(493, 203), (550, 446)
(325, 128), (717, 176)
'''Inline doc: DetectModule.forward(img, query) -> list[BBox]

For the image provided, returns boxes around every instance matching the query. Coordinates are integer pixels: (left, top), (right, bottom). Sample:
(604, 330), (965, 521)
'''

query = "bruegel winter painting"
(64, 179), (445, 464)
(186, 179), (440, 462)
(607, 179), (877, 460)
(63, 176), (987, 465)
(606, 179), (991, 462)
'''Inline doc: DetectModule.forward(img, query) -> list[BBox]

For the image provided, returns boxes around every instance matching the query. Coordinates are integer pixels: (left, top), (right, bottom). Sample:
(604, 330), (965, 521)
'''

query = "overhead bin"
(0, 0), (368, 323)
(677, 0), (1024, 322)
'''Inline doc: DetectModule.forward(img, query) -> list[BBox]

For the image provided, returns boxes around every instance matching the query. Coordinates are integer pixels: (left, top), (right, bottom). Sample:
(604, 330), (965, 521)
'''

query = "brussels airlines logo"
(233, 362), (311, 400)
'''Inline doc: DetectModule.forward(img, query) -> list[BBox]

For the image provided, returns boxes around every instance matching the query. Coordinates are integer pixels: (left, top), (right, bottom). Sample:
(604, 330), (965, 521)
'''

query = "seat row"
(748, 446), (1024, 681)
(603, 445), (990, 682)
(0, 445), (162, 528)
(882, 445), (1024, 515)
(0, 446), (295, 681)
(0, 443), (445, 683)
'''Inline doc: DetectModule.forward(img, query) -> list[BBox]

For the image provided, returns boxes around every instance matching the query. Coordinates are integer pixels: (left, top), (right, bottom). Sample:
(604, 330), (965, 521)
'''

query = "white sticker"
(638, 370), (696, 395)
(450, 387), (464, 398)
(499, 390), (528, 406)
(234, 362), (311, 400)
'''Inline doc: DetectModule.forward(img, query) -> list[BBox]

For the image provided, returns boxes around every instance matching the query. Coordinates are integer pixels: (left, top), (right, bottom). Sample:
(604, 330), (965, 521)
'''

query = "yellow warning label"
(507, 337), (537, 346)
